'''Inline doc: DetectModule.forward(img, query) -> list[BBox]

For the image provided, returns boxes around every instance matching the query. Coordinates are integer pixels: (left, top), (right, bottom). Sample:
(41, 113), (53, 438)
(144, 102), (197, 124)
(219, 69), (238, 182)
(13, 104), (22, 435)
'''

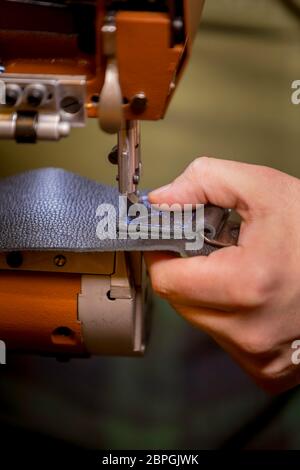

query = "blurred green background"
(1, 0), (300, 450)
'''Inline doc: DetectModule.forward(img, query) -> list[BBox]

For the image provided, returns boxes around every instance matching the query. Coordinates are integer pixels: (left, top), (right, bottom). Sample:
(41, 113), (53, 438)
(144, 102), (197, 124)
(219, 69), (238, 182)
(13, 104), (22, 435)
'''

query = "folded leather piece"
(0, 168), (238, 256)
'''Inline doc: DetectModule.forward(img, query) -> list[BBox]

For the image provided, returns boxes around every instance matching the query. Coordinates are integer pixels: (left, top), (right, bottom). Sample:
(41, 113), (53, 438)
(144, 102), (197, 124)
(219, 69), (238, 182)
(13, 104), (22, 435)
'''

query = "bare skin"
(145, 157), (300, 393)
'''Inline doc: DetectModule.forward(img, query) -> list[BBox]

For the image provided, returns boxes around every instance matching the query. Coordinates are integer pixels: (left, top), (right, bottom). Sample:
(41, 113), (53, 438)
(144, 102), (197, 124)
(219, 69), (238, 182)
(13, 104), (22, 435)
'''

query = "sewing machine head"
(0, 0), (204, 200)
(0, 0), (205, 358)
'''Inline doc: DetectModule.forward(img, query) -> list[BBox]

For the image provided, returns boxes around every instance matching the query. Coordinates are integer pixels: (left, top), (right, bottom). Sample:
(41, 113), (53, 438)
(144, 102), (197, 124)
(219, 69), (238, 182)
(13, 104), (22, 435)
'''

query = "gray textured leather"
(0, 168), (233, 256)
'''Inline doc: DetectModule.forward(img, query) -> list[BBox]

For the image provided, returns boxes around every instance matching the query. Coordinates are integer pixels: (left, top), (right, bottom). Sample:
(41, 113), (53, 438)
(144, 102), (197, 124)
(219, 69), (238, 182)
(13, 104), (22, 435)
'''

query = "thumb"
(148, 157), (277, 219)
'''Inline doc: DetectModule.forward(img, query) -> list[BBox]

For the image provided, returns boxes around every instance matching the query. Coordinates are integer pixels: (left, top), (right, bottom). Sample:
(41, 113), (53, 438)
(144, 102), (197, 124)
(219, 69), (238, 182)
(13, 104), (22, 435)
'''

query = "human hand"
(145, 157), (300, 393)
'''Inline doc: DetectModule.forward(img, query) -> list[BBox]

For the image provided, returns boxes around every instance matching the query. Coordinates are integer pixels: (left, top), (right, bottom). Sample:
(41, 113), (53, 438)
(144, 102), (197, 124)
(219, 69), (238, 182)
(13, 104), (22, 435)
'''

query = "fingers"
(144, 160), (282, 310)
(144, 158), (300, 393)
(148, 157), (281, 220)
(144, 246), (271, 310)
(173, 303), (299, 394)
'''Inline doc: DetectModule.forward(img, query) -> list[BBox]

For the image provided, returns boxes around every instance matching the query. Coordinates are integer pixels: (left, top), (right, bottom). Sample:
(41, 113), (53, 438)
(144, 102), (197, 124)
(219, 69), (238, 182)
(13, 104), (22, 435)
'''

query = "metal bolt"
(108, 145), (118, 165)
(26, 84), (47, 107)
(6, 89), (19, 106)
(130, 92), (148, 114)
(172, 17), (185, 45)
(173, 17), (184, 33)
(28, 89), (43, 107)
(5, 85), (22, 107)
(54, 254), (67, 267)
(60, 96), (82, 114)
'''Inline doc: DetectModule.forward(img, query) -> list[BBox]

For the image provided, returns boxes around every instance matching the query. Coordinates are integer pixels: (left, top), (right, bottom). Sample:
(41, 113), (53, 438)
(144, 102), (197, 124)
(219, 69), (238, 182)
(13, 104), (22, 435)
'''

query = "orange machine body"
(0, 271), (85, 355)
(0, 0), (205, 120)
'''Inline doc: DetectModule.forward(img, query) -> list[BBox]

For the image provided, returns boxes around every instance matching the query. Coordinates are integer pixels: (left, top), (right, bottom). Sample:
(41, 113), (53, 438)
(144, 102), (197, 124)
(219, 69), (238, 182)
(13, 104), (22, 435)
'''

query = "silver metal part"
(78, 276), (145, 356)
(99, 15), (123, 134)
(0, 74), (86, 141)
(5, 83), (22, 106)
(78, 252), (147, 356)
(203, 207), (234, 247)
(0, 112), (17, 138)
(36, 114), (71, 140)
(0, 80), (5, 103)
(24, 83), (47, 107)
(110, 251), (133, 299)
(118, 120), (141, 203)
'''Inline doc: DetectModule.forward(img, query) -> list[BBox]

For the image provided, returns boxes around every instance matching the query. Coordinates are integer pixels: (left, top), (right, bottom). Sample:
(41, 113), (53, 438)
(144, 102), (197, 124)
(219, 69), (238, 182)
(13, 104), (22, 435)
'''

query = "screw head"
(28, 89), (43, 107)
(54, 254), (67, 267)
(5, 89), (19, 106)
(173, 17), (184, 32)
(26, 85), (46, 107)
(5, 86), (21, 107)
(60, 96), (82, 114)
(108, 145), (118, 165)
(130, 92), (148, 114)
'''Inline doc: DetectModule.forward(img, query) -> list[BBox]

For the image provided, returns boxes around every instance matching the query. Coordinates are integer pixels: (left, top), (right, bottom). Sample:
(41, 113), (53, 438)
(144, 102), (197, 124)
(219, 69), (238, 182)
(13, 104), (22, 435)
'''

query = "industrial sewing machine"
(0, 0), (235, 360)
